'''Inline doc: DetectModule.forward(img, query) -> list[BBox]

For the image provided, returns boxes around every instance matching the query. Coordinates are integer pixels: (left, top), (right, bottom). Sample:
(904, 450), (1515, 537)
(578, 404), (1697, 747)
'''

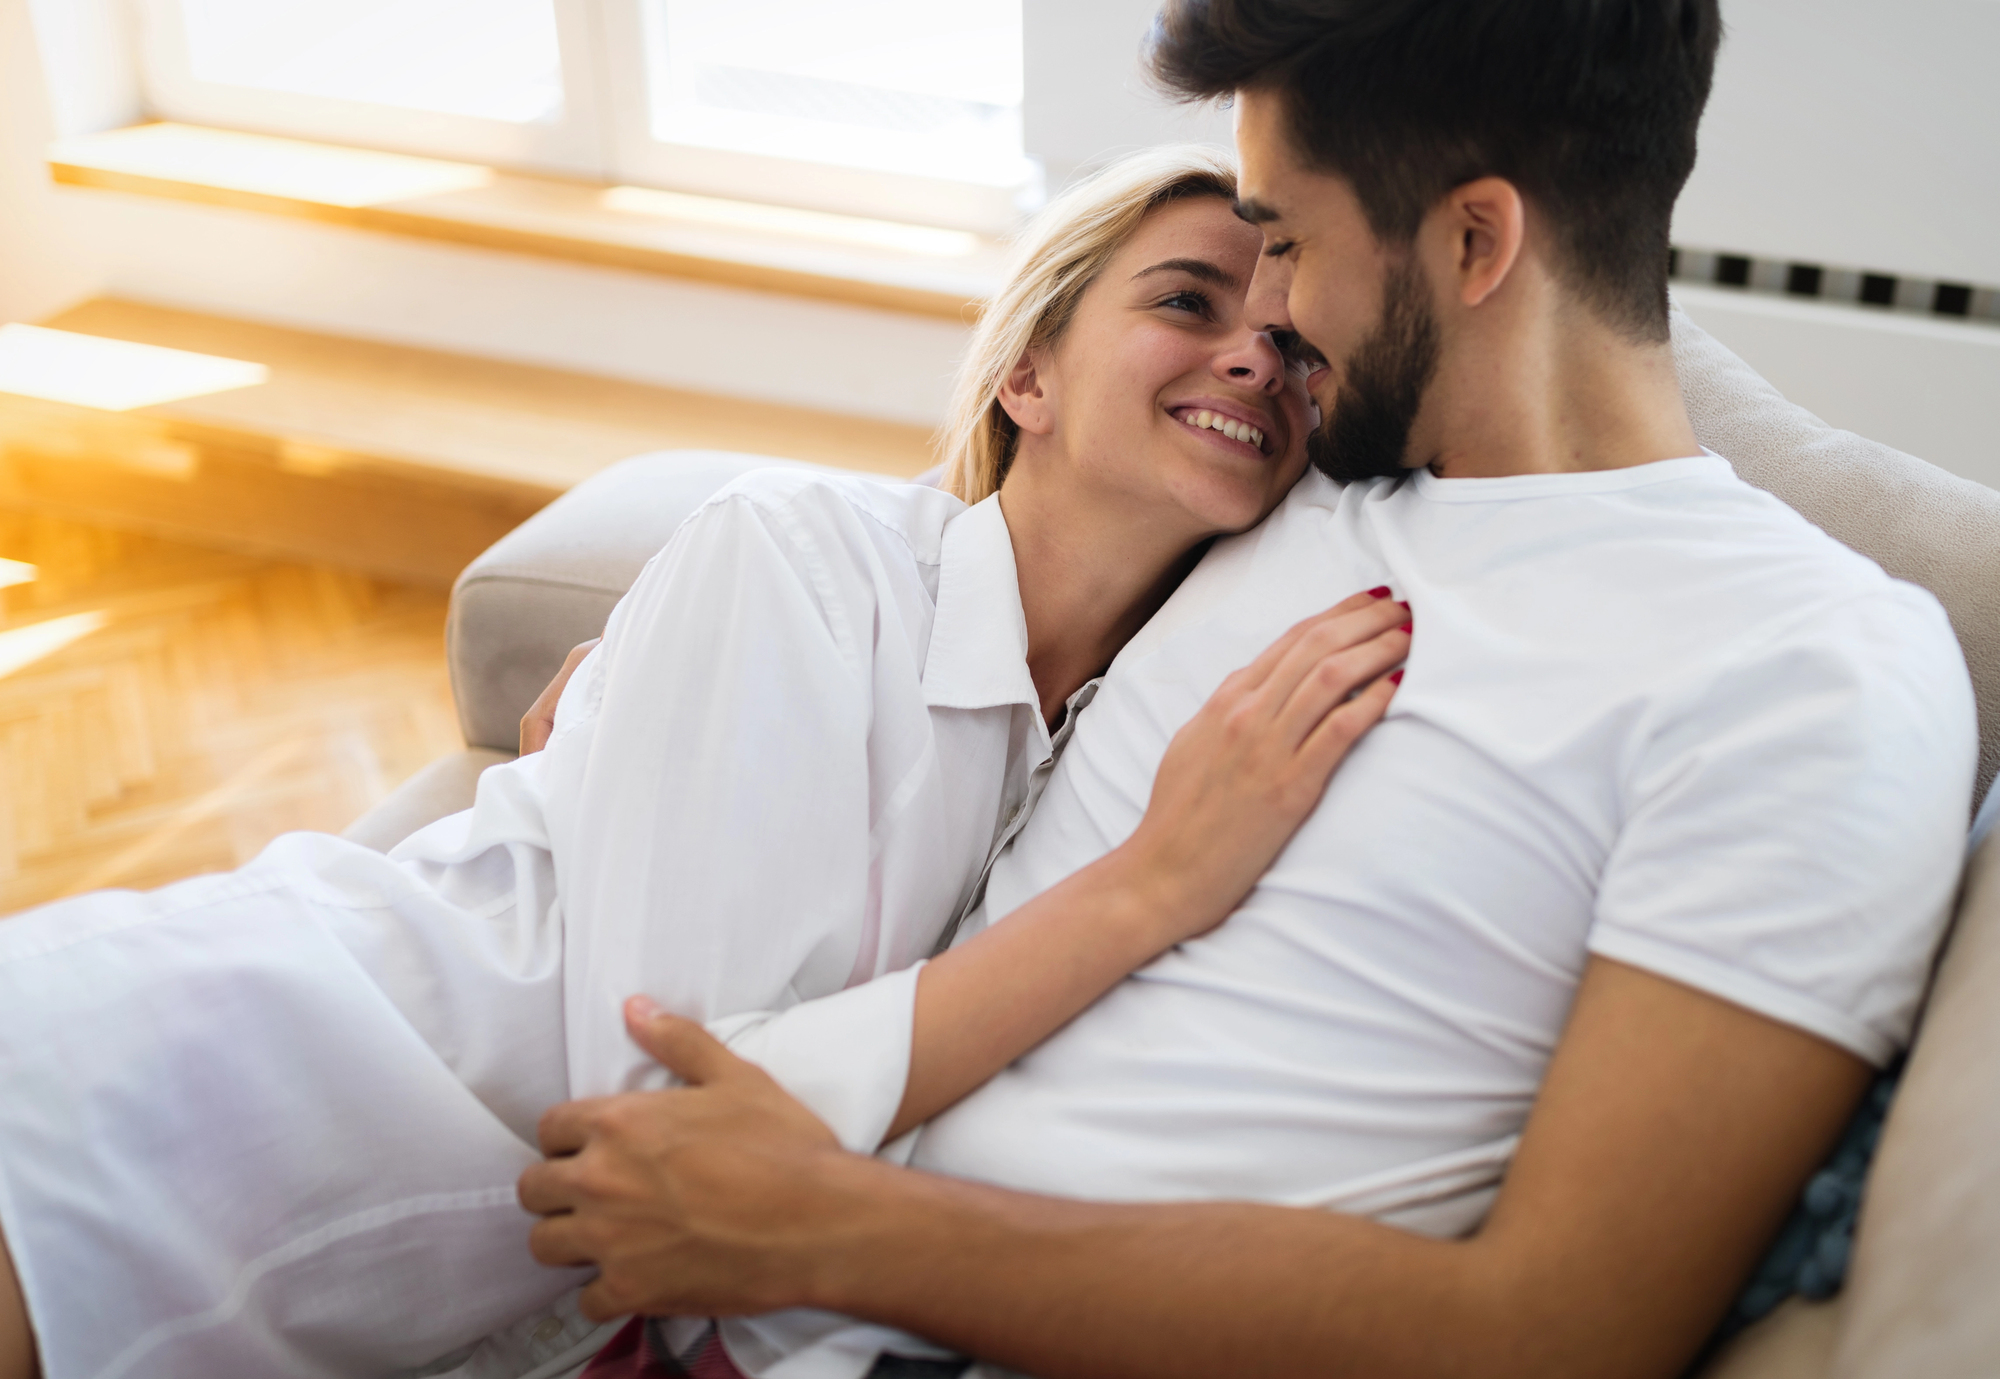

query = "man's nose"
(1246, 252), (1294, 335)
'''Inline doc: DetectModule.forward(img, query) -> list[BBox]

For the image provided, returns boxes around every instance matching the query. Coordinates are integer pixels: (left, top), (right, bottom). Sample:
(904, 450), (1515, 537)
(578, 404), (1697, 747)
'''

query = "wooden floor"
(0, 509), (462, 916)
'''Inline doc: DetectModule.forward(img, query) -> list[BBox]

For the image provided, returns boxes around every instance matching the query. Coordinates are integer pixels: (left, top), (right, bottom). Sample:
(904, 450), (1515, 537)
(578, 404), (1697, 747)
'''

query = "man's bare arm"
(0, 1220), (37, 1379)
(523, 957), (1867, 1379)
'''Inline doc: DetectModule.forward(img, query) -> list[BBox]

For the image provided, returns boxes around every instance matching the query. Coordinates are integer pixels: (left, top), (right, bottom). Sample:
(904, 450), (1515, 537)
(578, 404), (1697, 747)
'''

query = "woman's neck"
(998, 474), (1208, 727)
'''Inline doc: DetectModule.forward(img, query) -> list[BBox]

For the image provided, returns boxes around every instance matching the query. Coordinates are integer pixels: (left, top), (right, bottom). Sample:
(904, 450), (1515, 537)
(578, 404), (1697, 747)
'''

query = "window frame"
(132, 0), (1034, 233)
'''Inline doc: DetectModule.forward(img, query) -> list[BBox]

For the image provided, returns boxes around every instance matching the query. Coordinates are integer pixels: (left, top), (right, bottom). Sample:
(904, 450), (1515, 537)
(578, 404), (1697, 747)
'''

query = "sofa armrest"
(340, 747), (516, 850)
(447, 449), (837, 751)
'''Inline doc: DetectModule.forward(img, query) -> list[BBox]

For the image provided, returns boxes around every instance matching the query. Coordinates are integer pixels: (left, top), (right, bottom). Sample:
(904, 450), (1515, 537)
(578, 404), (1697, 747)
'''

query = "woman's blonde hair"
(938, 145), (1238, 504)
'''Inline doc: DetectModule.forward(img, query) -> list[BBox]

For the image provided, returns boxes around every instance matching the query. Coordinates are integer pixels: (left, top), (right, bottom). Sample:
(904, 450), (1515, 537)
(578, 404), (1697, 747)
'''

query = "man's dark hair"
(1149, 0), (1722, 341)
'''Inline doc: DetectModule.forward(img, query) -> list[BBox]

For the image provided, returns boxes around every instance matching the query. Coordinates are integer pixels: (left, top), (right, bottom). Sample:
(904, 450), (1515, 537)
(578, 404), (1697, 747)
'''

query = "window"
(135, 0), (1034, 232)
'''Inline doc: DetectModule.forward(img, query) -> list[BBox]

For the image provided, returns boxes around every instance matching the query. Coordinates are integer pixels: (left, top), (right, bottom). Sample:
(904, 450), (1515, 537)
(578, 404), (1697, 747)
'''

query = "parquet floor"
(0, 510), (464, 917)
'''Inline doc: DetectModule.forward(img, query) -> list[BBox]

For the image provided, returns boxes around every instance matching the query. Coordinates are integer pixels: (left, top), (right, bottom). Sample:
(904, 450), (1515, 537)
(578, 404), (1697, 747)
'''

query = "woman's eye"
(1263, 239), (1297, 259)
(1159, 289), (1212, 315)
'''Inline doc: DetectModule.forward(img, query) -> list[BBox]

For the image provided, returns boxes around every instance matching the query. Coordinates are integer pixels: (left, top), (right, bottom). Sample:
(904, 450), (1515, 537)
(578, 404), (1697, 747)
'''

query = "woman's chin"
(1172, 474), (1281, 538)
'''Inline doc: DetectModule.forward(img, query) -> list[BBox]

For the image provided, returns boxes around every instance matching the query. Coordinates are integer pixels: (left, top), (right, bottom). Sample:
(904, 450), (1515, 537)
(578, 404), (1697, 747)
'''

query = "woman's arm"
(889, 589), (1411, 1139)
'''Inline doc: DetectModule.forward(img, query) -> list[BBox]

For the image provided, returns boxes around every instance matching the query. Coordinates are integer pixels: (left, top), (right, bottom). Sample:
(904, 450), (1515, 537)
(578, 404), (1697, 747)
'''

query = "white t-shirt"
(728, 455), (1976, 1378)
(899, 456), (1973, 1243)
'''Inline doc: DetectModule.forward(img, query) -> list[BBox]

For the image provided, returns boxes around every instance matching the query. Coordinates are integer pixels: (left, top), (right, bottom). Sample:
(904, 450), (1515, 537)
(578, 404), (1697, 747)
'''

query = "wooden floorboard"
(0, 509), (463, 917)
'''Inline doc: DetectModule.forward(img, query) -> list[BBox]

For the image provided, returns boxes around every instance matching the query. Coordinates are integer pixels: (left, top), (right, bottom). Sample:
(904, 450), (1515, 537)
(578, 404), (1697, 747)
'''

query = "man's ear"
(1436, 176), (1526, 310)
(996, 349), (1055, 436)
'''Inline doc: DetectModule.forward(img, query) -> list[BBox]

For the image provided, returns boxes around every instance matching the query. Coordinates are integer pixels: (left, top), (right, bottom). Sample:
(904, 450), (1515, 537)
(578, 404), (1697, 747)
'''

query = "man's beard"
(1311, 259), (1442, 483)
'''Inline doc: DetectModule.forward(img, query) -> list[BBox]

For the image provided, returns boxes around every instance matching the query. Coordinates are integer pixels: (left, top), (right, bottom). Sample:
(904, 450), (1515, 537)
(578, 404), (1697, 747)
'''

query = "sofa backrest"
(1671, 299), (2000, 806)
(448, 451), (836, 751)
(1671, 305), (2000, 1376)
(1830, 826), (2000, 1377)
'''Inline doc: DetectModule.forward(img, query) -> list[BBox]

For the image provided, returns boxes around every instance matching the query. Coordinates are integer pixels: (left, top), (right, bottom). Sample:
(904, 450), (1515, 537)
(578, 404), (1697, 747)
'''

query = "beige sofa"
(341, 307), (2000, 1379)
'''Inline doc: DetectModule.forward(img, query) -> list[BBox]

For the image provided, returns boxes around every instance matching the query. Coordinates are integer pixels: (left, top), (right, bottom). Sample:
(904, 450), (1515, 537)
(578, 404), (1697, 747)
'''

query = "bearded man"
(517, 3), (1975, 1376)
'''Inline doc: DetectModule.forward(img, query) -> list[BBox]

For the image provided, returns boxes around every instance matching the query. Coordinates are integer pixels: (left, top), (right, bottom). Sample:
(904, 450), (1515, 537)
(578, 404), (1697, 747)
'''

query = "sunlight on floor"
(0, 610), (108, 680)
(0, 324), (270, 411)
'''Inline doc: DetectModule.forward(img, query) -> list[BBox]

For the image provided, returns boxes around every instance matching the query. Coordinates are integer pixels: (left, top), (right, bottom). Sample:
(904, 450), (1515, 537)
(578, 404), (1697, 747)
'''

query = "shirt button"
(533, 1317), (565, 1343)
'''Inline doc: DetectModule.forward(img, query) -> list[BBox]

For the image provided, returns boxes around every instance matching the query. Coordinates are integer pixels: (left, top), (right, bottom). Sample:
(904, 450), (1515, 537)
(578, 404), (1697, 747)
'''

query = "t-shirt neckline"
(1411, 451), (1728, 503)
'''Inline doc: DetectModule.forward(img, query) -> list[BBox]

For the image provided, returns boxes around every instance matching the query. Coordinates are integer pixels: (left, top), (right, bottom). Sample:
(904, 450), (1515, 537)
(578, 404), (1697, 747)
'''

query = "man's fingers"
(518, 1157), (580, 1216)
(538, 1096), (616, 1157)
(624, 997), (741, 1087)
(577, 1276), (634, 1324)
(526, 1213), (597, 1269)
(519, 638), (601, 755)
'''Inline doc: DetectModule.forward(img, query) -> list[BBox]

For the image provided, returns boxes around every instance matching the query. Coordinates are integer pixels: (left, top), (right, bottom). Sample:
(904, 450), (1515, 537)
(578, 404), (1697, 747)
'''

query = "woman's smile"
(1169, 400), (1277, 457)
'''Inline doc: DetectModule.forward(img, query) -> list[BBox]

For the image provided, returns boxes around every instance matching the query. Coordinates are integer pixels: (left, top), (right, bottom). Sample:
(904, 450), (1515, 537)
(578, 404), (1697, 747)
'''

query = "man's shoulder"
(1654, 455), (1955, 646)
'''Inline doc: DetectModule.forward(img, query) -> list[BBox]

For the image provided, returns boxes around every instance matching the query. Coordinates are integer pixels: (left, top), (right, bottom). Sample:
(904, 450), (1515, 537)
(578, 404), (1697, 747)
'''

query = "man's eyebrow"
(1131, 257), (1240, 289)
(1232, 197), (1281, 225)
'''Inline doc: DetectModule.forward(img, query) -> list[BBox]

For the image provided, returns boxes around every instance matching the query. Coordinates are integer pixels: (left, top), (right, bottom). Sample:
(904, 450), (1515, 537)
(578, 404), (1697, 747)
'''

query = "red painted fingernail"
(1389, 669), (1405, 685)
(1367, 585), (1392, 598)
(1399, 622), (1412, 634)
(1397, 600), (1410, 611)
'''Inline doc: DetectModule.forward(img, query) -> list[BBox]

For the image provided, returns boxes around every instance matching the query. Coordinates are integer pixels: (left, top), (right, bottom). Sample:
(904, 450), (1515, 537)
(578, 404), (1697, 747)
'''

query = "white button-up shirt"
(538, 469), (1096, 1150)
(0, 468), (1095, 1379)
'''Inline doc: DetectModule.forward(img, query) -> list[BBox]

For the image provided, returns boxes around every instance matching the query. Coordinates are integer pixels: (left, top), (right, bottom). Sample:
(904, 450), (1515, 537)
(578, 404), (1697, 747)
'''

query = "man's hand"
(519, 997), (846, 1321)
(519, 638), (600, 755)
(519, 963), (1868, 1379)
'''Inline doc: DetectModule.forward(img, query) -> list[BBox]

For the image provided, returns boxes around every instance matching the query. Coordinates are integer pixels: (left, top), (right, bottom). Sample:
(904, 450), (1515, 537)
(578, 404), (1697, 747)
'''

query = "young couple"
(0, 4), (1977, 1379)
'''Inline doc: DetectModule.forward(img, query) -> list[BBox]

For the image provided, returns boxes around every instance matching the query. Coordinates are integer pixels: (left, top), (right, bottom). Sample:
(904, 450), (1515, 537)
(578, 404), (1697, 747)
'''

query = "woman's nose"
(1214, 330), (1286, 394)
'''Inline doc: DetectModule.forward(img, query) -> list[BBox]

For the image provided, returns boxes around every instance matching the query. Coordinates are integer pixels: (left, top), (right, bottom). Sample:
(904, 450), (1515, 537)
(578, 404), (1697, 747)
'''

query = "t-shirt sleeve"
(1588, 586), (1977, 1065)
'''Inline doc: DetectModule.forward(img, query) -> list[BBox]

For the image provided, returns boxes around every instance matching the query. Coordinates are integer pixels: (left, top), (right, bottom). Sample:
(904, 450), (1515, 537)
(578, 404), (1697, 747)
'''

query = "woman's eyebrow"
(1131, 258), (1240, 288)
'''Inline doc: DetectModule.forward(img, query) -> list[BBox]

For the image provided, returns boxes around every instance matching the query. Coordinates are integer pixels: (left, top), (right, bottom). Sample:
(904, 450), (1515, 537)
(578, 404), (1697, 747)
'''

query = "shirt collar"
(923, 492), (1040, 712)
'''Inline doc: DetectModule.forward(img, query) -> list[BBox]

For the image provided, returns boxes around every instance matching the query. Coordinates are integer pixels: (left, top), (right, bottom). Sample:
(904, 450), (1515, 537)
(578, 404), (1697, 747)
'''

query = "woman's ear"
(996, 349), (1056, 437)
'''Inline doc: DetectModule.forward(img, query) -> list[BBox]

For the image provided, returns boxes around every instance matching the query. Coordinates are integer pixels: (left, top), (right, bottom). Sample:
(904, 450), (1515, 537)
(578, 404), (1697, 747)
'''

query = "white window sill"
(49, 124), (1006, 322)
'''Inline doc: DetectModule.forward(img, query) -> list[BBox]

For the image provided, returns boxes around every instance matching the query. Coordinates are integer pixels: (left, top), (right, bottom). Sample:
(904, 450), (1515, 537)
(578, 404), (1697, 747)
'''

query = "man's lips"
(1169, 401), (1278, 456)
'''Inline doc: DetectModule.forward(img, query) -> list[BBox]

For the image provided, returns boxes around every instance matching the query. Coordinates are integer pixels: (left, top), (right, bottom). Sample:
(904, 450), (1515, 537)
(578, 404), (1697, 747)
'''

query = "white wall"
(1022, 0), (1230, 192)
(1669, 0), (1999, 487)
(0, 0), (110, 325)
(1675, 0), (2000, 286)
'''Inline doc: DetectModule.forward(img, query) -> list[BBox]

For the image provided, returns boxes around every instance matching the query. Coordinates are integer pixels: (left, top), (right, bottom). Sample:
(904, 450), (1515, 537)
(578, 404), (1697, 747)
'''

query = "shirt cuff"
(707, 962), (924, 1153)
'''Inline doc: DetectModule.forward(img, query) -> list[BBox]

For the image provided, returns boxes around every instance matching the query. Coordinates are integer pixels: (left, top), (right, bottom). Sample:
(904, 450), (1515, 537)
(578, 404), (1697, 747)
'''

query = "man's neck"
(1415, 291), (1700, 480)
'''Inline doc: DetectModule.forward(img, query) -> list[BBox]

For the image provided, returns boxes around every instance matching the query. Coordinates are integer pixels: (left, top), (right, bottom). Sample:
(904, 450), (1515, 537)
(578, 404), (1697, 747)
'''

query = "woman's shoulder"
(699, 465), (966, 568)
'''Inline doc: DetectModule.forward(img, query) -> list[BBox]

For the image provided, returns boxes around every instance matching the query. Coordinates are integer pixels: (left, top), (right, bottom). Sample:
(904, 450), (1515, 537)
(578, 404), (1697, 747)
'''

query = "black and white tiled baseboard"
(1670, 247), (2000, 326)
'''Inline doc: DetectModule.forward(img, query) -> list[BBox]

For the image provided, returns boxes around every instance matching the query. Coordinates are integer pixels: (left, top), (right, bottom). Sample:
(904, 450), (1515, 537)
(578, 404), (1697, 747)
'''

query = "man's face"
(1234, 89), (1440, 479)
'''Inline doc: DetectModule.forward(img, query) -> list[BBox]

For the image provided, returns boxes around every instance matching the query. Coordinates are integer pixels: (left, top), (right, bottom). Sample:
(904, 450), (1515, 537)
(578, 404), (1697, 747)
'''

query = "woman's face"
(1001, 195), (1322, 538)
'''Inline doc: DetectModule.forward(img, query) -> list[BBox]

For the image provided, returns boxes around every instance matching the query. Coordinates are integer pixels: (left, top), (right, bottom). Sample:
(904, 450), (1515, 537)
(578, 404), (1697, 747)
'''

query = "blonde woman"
(0, 147), (1409, 1379)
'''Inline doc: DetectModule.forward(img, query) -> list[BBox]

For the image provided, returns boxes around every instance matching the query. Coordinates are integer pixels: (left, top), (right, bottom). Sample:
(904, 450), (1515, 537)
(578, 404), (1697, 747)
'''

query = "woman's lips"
(1171, 405), (1273, 455)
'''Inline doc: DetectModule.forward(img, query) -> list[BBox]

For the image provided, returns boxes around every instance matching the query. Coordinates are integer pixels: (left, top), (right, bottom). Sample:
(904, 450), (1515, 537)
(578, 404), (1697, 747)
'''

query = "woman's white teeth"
(1184, 409), (1264, 450)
